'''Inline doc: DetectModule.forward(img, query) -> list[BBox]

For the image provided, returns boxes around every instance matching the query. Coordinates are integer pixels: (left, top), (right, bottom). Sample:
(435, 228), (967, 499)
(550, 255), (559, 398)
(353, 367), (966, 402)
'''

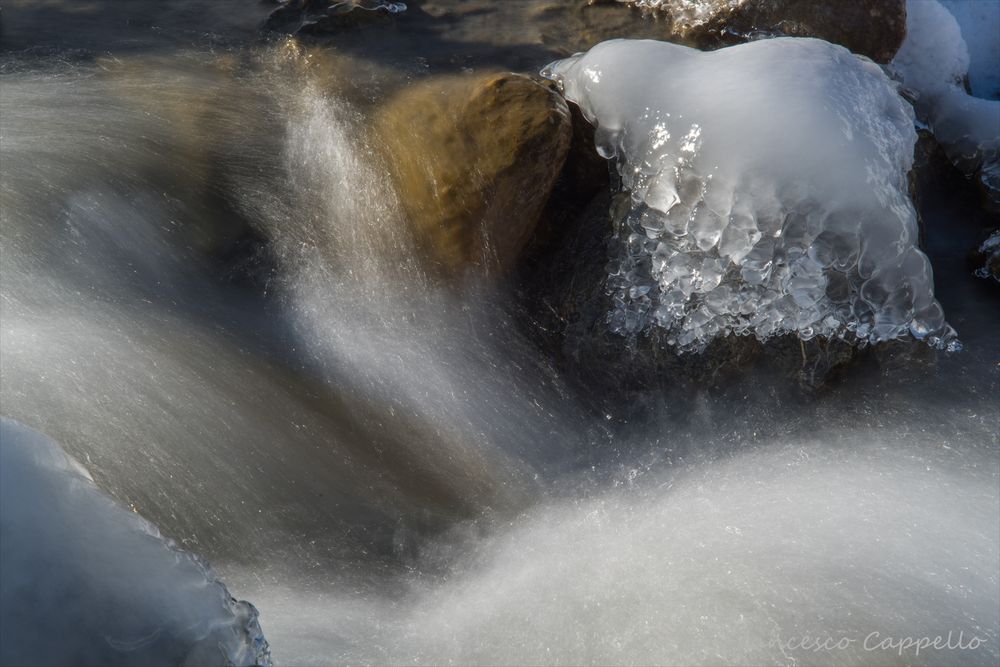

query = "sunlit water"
(1, 2), (998, 665)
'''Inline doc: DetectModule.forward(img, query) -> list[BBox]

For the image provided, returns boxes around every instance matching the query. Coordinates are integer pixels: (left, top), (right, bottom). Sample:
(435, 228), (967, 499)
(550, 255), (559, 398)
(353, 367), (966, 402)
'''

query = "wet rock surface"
(691, 0), (907, 63)
(375, 72), (572, 276)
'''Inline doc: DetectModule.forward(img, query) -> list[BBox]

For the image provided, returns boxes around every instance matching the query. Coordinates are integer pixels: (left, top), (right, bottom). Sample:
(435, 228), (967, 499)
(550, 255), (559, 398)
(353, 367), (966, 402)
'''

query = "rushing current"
(1, 1), (998, 666)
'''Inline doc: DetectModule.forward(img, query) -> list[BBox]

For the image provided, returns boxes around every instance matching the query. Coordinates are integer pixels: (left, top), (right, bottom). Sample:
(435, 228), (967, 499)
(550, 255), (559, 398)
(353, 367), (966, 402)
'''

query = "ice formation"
(892, 0), (1000, 200)
(0, 419), (271, 667)
(543, 38), (956, 352)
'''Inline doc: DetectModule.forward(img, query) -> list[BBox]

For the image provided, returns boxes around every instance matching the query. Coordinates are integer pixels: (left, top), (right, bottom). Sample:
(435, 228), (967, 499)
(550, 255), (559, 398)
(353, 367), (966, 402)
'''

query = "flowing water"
(1, 2), (998, 665)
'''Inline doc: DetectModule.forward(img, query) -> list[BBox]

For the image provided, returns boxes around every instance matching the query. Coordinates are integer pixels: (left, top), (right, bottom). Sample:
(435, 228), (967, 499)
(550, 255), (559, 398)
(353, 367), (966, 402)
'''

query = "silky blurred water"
(1, 2), (998, 665)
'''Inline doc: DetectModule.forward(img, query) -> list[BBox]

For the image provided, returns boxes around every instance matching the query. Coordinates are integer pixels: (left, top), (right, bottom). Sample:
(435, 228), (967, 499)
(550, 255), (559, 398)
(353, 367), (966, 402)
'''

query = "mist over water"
(1, 2), (998, 665)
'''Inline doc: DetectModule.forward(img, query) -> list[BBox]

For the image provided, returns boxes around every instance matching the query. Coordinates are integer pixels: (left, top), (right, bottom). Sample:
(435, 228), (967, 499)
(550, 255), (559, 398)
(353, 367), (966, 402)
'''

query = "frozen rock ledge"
(0, 419), (272, 667)
(543, 37), (958, 353)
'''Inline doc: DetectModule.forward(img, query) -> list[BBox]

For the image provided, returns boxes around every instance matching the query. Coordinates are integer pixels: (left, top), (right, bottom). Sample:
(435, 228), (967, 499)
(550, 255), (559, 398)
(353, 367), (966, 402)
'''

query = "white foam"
(239, 435), (1000, 666)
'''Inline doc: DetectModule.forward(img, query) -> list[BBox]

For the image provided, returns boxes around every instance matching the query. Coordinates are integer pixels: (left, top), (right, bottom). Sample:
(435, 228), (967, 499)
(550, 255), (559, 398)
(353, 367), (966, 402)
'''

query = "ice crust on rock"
(543, 38), (957, 352)
(892, 0), (1000, 200)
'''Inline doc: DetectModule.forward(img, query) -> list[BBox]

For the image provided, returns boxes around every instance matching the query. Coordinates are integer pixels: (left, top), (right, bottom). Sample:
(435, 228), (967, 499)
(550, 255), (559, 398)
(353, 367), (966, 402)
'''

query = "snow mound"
(543, 38), (955, 352)
(0, 419), (271, 667)
(939, 0), (1000, 99)
(892, 0), (1000, 200)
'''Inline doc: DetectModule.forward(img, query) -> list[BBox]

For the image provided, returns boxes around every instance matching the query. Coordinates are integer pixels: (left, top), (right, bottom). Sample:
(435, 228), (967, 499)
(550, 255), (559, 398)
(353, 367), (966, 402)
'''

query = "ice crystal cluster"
(543, 38), (957, 352)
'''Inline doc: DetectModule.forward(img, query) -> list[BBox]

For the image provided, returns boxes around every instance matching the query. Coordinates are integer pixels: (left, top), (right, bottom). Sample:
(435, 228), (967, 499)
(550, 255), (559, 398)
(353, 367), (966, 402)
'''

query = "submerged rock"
(375, 73), (572, 277)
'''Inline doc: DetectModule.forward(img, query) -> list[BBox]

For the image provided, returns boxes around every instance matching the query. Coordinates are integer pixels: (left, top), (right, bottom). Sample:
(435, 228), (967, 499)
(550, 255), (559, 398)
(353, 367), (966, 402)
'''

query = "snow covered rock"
(543, 37), (957, 353)
(891, 0), (1000, 208)
(0, 419), (271, 667)
(938, 0), (1000, 100)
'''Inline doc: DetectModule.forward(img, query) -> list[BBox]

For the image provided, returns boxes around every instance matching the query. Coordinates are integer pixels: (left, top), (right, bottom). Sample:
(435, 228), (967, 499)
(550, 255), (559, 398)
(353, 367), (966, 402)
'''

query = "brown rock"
(577, 0), (906, 64)
(695, 0), (907, 63)
(375, 72), (572, 276)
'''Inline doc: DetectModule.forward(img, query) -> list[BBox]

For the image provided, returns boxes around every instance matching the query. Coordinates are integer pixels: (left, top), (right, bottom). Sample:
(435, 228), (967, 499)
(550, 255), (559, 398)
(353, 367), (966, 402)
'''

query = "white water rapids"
(1, 7), (998, 666)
